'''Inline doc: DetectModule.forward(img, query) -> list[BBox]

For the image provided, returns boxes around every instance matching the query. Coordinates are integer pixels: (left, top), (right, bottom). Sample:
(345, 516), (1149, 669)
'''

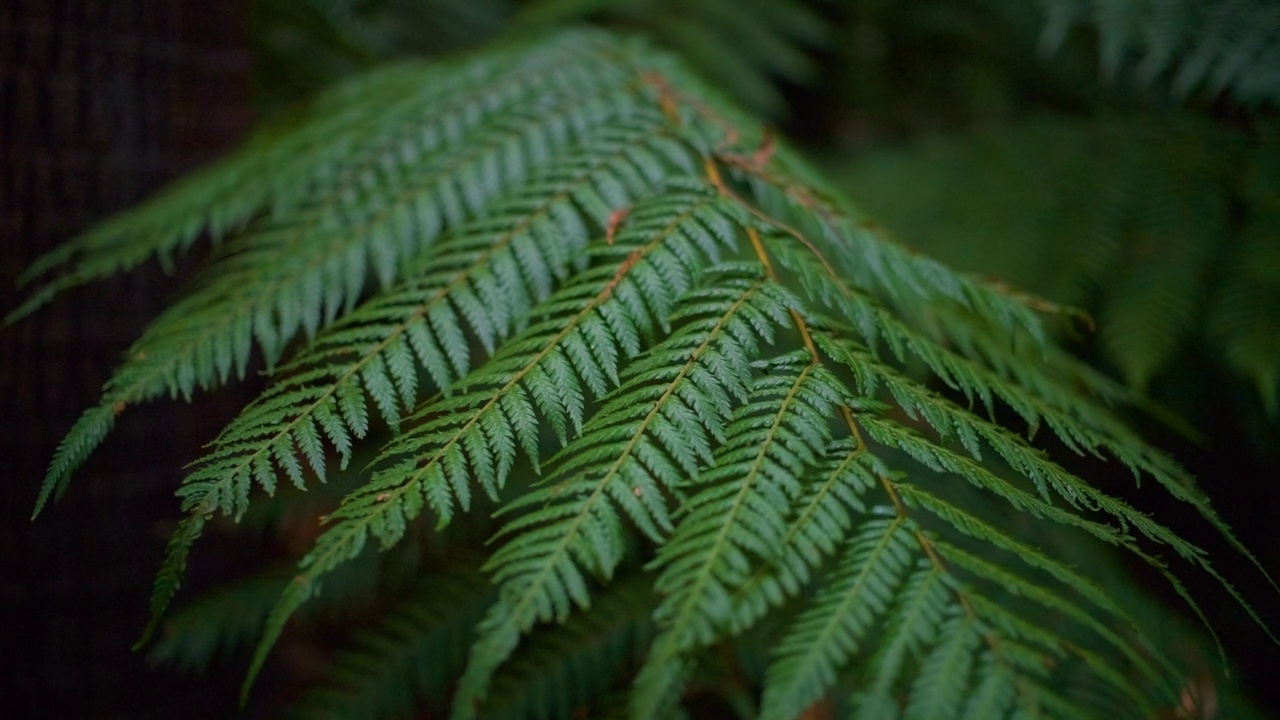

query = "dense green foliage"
(13, 18), (1277, 720)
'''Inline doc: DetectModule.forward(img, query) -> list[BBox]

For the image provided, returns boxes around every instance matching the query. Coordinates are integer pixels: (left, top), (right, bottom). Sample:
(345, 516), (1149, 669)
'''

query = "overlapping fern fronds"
(14, 27), (1275, 719)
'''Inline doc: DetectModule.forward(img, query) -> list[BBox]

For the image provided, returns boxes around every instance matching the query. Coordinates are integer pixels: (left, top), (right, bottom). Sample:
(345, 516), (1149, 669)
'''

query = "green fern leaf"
(1017, 0), (1280, 105)
(453, 263), (792, 716)
(244, 186), (741, 698)
(728, 440), (878, 631)
(135, 121), (695, 633)
(759, 517), (918, 720)
(9, 32), (624, 320)
(902, 612), (982, 720)
(23, 31), (665, 516)
(634, 352), (849, 719)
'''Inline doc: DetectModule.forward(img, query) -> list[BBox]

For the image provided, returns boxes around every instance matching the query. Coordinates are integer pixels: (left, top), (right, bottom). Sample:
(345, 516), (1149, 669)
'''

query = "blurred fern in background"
(823, 0), (1280, 425)
(839, 116), (1280, 407)
(250, 0), (829, 117)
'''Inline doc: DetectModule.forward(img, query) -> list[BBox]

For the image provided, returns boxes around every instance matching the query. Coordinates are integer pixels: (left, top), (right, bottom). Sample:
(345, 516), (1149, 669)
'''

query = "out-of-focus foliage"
(1021, 0), (1280, 107)
(813, 1), (1280, 433)
(251, 0), (829, 116)
(838, 116), (1280, 407)
(250, 0), (513, 107)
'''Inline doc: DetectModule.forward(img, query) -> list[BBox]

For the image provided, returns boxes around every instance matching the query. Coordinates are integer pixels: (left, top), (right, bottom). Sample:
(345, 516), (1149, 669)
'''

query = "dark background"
(1, 2), (253, 716)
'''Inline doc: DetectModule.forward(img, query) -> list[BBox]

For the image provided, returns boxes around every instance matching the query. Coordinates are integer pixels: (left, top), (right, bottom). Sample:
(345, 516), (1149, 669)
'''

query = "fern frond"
(251, 0), (510, 106)
(25, 30), (663, 517)
(903, 612), (983, 720)
(848, 565), (952, 719)
(834, 115), (1280, 416)
(799, 211), (1280, 602)
(12, 32), (605, 319)
(519, 0), (829, 117)
(1211, 134), (1280, 409)
(633, 351), (849, 719)
(758, 516), (918, 720)
(935, 544), (1161, 714)
(728, 155), (1052, 354)
(728, 439), (879, 631)
(897, 484), (1172, 687)
(814, 327), (1252, 582)
(145, 544), (387, 672)
(453, 263), (793, 715)
(771, 232), (1141, 460)
(244, 185), (741, 699)
(1098, 154), (1221, 390)
(136, 119), (692, 633)
(145, 568), (290, 672)
(760, 499), (1167, 720)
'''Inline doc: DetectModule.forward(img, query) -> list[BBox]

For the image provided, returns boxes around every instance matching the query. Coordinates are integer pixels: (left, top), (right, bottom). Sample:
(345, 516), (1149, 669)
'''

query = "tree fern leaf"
(759, 517), (917, 720)
(17, 26), (1277, 720)
(740, 163), (1050, 346)
(936, 542), (1168, 711)
(635, 353), (847, 719)
(957, 654), (1016, 720)
(899, 487), (1181, 689)
(730, 440), (878, 630)
(136, 121), (705, 632)
(849, 566), (953, 720)
(816, 329), (1242, 594)
(8, 31), (628, 321)
(243, 570), (322, 705)
(30, 402), (117, 518)
(902, 612), (981, 720)
(1211, 212), (1280, 410)
(966, 592), (1159, 718)
(650, 17), (784, 118)
(1100, 227), (1210, 392)
(136, 513), (208, 648)
(144, 567), (290, 672)
(770, 236), (1115, 456)
(452, 264), (787, 716)
(1019, 0), (1280, 106)
(49, 46), (690, 481)
(244, 187), (736, 700)
(110, 67), (646, 388)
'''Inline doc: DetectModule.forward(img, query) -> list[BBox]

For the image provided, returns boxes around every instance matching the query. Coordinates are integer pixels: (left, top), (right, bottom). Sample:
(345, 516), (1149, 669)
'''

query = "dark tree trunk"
(1, 1), (252, 716)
